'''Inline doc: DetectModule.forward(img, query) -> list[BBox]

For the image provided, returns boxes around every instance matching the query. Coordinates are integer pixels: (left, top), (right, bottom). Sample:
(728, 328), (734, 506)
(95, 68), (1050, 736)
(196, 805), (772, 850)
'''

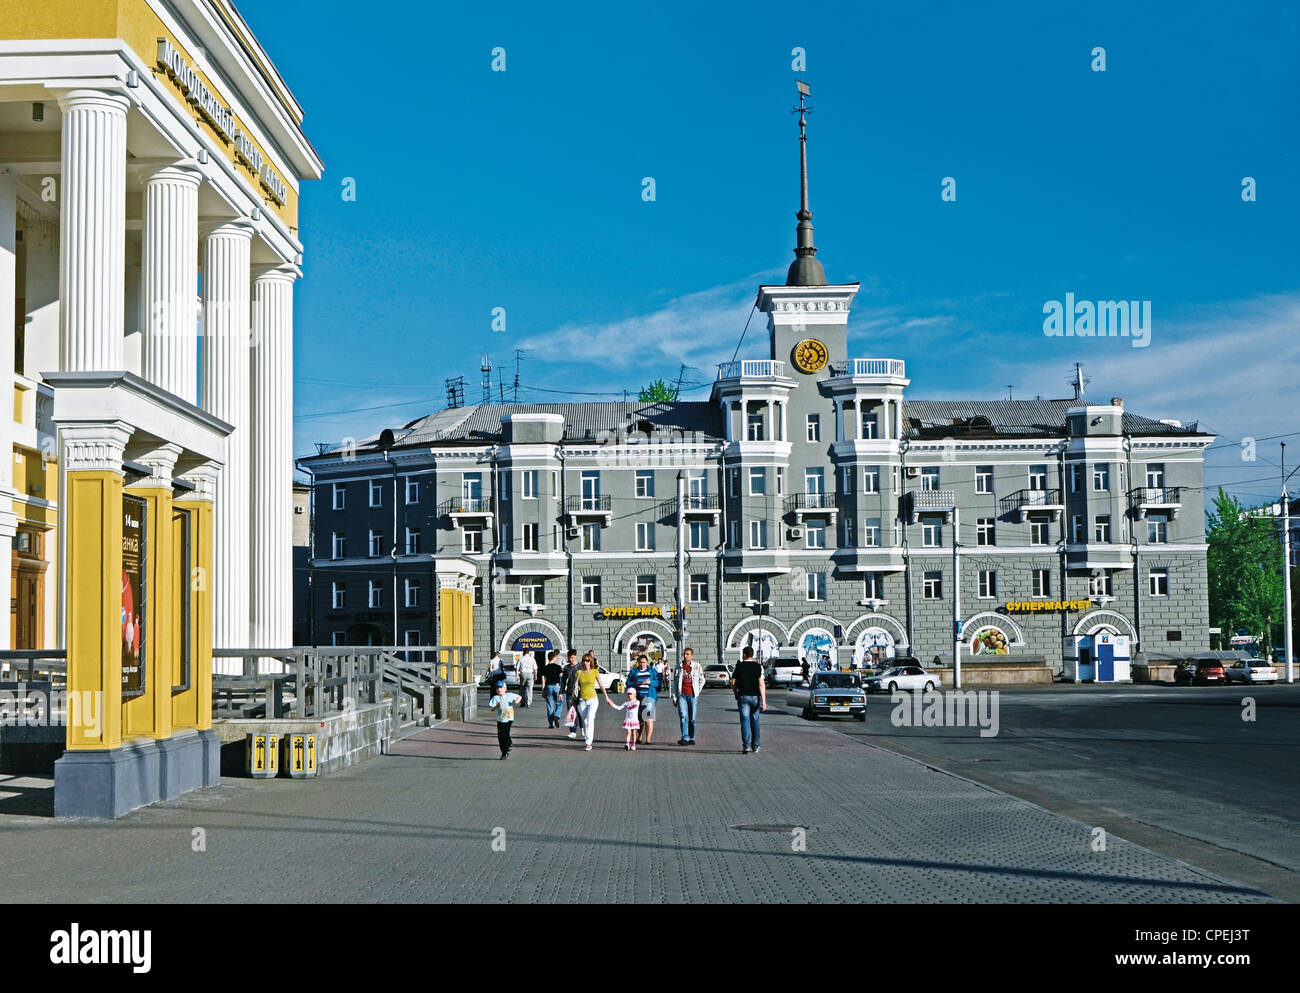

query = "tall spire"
(786, 79), (826, 287)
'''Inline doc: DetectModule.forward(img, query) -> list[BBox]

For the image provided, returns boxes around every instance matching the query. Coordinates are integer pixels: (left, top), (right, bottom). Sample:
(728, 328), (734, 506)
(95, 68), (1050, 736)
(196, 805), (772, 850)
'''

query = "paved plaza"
(0, 692), (1279, 903)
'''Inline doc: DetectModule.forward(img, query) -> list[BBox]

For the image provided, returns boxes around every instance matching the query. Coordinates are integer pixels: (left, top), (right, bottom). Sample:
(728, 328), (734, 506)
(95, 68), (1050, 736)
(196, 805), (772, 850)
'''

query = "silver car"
(1225, 658), (1278, 684)
(864, 664), (938, 694)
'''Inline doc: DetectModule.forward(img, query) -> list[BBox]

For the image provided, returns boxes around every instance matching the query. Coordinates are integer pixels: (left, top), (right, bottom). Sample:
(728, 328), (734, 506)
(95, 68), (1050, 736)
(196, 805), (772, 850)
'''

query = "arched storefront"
(726, 616), (788, 663)
(844, 613), (909, 668)
(499, 619), (567, 661)
(960, 612), (1026, 659)
(788, 614), (843, 671)
(614, 618), (675, 669)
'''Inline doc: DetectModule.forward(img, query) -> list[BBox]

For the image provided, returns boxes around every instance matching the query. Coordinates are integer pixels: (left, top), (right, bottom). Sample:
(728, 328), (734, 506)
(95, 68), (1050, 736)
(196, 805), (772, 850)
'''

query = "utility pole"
(1284, 443), (1295, 683)
(676, 471), (687, 661)
(953, 505), (962, 689)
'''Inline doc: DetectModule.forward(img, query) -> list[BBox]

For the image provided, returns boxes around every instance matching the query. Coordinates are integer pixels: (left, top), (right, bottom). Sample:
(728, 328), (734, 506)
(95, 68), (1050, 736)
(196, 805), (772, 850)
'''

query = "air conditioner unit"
(905, 466), (920, 478)
(566, 527), (580, 539)
(786, 526), (803, 540)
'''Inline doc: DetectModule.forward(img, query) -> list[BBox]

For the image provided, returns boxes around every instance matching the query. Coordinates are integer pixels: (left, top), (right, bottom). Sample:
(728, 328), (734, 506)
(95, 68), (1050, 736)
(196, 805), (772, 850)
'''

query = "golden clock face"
(792, 338), (829, 374)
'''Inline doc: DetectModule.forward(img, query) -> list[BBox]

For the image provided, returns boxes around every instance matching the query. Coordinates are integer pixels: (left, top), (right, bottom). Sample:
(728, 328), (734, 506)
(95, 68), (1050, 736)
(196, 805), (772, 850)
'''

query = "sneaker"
(687, 740), (697, 745)
(500, 753), (508, 760)
(631, 744), (636, 751)
(585, 745), (592, 751)
(624, 744), (630, 750)
(677, 739), (689, 746)
(752, 746), (760, 754)
(568, 732), (577, 739)
(742, 748), (749, 754)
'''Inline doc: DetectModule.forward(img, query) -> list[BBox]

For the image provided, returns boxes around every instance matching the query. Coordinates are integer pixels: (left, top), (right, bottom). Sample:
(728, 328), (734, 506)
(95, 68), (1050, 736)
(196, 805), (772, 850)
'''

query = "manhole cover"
(732, 824), (811, 833)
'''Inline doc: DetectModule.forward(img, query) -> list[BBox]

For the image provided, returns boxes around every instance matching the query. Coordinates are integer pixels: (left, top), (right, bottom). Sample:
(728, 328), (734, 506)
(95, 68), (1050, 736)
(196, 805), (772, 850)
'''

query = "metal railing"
(785, 491), (837, 511)
(909, 488), (957, 509)
(212, 646), (474, 727)
(0, 649), (67, 687)
(717, 359), (786, 379)
(828, 358), (906, 378)
(1129, 486), (1182, 505)
(1001, 488), (1063, 512)
(566, 494), (612, 512)
(682, 493), (720, 511)
(438, 495), (494, 516)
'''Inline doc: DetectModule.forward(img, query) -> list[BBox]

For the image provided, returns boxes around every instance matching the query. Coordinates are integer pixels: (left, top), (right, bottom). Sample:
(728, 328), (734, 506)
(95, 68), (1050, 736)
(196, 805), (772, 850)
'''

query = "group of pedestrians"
(486, 645), (766, 757)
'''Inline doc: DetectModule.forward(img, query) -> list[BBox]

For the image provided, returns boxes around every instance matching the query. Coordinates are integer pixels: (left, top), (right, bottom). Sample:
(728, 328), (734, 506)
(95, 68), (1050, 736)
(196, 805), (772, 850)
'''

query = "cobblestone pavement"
(0, 690), (1278, 902)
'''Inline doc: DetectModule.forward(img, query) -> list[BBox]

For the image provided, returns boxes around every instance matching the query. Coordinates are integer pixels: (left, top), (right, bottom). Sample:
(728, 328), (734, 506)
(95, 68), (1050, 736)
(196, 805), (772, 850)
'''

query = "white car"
(765, 658), (803, 687)
(702, 664), (732, 687)
(1225, 658), (1279, 684)
(864, 664), (938, 694)
(595, 665), (625, 693)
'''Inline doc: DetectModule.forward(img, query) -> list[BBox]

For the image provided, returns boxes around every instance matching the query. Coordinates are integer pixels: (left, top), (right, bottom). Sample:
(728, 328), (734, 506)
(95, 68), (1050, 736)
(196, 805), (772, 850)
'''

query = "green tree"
(637, 379), (675, 403)
(1206, 488), (1285, 653)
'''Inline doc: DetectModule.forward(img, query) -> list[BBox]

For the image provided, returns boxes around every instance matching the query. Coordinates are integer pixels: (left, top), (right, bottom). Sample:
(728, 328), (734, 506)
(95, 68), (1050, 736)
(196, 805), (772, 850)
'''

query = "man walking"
(518, 650), (538, 708)
(730, 646), (766, 755)
(541, 650), (565, 728)
(561, 649), (584, 739)
(627, 654), (658, 744)
(671, 647), (703, 745)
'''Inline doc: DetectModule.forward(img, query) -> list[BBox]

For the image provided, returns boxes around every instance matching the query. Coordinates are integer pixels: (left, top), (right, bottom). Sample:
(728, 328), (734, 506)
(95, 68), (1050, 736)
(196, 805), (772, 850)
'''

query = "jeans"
(677, 693), (698, 741)
(543, 684), (562, 725)
(496, 720), (513, 755)
(521, 678), (534, 707)
(577, 697), (599, 746)
(738, 695), (761, 750)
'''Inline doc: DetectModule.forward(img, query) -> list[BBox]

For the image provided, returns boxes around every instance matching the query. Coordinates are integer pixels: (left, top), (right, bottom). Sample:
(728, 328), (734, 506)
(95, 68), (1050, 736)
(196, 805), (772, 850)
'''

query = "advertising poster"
(122, 495), (147, 697)
(799, 629), (838, 670)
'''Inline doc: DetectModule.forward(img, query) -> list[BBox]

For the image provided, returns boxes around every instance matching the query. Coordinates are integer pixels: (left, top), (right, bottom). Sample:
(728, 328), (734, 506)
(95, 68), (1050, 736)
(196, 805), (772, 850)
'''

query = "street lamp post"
(1283, 444), (1294, 684)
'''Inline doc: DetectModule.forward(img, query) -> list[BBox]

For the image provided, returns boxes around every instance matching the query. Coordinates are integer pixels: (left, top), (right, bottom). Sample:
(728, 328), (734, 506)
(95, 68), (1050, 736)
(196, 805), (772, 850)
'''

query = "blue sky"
(241, 0), (1298, 507)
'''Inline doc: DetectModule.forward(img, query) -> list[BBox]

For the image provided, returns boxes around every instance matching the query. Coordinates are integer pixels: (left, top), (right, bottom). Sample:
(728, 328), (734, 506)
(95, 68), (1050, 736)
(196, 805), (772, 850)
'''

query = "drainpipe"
(899, 438), (914, 652)
(388, 450), (398, 648)
(560, 445), (572, 649)
(296, 456), (316, 647)
(715, 453), (726, 663)
(1058, 440), (1068, 675)
(1124, 433), (1141, 655)
(489, 446), (500, 659)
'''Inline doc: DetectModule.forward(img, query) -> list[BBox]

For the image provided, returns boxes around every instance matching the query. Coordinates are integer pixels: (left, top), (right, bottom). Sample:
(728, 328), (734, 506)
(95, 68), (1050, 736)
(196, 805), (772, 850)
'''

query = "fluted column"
(141, 164), (201, 403)
(201, 219), (254, 653)
(58, 90), (129, 371)
(249, 264), (299, 651)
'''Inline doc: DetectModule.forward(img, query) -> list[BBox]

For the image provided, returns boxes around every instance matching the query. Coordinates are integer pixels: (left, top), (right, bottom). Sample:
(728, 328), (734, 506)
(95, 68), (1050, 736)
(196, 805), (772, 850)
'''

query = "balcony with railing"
(716, 359), (787, 380)
(681, 493), (722, 521)
(566, 493), (613, 523)
(1001, 488), (1064, 522)
(827, 358), (907, 381)
(439, 494), (494, 524)
(785, 491), (838, 520)
(1129, 486), (1182, 519)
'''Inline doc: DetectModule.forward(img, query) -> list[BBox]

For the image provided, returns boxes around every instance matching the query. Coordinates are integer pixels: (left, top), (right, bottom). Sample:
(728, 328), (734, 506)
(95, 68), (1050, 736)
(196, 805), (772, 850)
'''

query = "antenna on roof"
(445, 375), (465, 409)
(672, 363), (687, 402)
(480, 354), (493, 405)
(1005, 384), (1015, 400)
(1070, 362), (1090, 402)
(314, 442), (331, 455)
(513, 348), (528, 403)
(498, 366), (505, 403)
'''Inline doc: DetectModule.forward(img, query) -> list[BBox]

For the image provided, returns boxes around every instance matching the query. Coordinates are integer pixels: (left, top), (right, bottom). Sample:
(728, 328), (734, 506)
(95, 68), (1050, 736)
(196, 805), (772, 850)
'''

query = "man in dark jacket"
(560, 649), (583, 738)
(541, 650), (566, 728)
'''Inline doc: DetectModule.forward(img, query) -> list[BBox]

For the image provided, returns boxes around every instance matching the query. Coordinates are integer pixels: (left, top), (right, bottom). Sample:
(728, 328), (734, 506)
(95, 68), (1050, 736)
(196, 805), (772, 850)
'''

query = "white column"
(780, 401), (787, 442)
(140, 163), (201, 403)
(201, 219), (254, 652)
(58, 90), (129, 371)
(765, 399), (773, 441)
(0, 177), (19, 650)
(249, 264), (299, 650)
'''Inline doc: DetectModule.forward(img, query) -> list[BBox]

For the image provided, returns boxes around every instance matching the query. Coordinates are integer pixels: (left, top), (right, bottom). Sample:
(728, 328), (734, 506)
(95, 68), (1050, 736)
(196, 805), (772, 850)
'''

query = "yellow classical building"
(0, 0), (321, 815)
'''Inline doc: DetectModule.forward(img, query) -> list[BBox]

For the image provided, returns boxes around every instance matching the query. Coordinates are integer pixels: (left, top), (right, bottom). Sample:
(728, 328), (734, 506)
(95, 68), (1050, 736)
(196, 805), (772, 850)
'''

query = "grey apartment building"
(298, 106), (1214, 680)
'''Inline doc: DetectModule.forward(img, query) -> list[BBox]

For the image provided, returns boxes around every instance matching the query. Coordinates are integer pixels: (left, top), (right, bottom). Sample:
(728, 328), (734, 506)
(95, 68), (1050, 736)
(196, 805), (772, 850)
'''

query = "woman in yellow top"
(574, 652), (614, 750)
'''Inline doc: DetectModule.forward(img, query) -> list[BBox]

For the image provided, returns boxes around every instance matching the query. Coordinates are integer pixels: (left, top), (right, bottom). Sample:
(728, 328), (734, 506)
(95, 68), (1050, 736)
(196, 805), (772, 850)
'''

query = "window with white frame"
(806, 414), (820, 442)
(1069, 464), (1082, 494)
(1147, 516), (1169, 544)
(332, 532), (346, 559)
(636, 522), (655, 551)
(369, 480), (383, 507)
(748, 579), (768, 603)
(473, 576), (483, 605)
(841, 466), (854, 494)
(1093, 463), (1110, 492)
(635, 470), (655, 498)
(976, 517), (995, 546)
(863, 466), (880, 493)
(462, 472), (483, 508)
(976, 465), (994, 494)
(582, 522), (600, 551)
(463, 527), (482, 553)
(922, 520), (942, 547)
(921, 466), (941, 491)
(843, 517), (854, 547)
(806, 520), (827, 549)
(1071, 515), (1084, 544)
(749, 520), (766, 549)
(368, 581), (382, 608)
(332, 483), (346, 510)
(860, 409), (878, 439)
(747, 409), (764, 441)
(405, 478), (419, 504)
(405, 527), (420, 555)
(520, 577), (544, 606)
(863, 518), (881, 546)
(582, 576), (601, 605)
(688, 521), (709, 550)
(522, 469), (538, 499)
(690, 574), (709, 603)
(748, 467), (766, 496)
(978, 570), (997, 599)
(863, 573), (884, 600)
(1090, 570), (1113, 597)
(1029, 518), (1050, 545)
(580, 471), (599, 508)
(1028, 465), (1049, 490)
(1094, 515), (1111, 543)
(728, 468), (739, 498)
(636, 575), (656, 604)
(729, 519), (739, 548)
(806, 571), (826, 601)
(1031, 569), (1051, 598)
(1149, 568), (1169, 596)
(775, 467), (784, 495)
(368, 529), (383, 557)
(805, 468), (825, 502)
(1145, 463), (1166, 489)
(923, 571), (942, 599)
(405, 578), (420, 608)
(331, 581), (346, 609)
(521, 523), (538, 551)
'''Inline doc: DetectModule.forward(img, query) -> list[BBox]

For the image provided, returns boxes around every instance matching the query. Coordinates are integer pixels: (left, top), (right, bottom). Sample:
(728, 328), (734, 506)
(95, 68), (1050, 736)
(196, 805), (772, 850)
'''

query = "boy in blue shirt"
(626, 655), (658, 744)
(488, 680), (522, 759)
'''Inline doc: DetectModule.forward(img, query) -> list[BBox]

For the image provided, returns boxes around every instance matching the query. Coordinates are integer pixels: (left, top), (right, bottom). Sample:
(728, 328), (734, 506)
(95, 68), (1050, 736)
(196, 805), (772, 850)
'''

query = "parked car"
(1174, 659), (1227, 686)
(864, 664), (938, 694)
(787, 671), (867, 721)
(596, 665), (624, 694)
(702, 664), (733, 687)
(1225, 658), (1279, 685)
(765, 657), (804, 687)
